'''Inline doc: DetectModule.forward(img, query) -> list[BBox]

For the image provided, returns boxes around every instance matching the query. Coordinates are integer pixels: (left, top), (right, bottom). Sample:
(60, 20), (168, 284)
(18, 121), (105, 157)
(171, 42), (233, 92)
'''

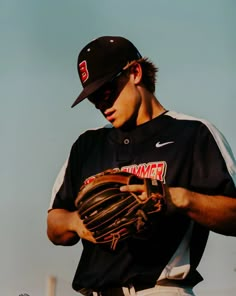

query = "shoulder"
(165, 110), (212, 126)
(166, 111), (236, 184)
(165, 110), (235, 165)
(165, 110), (222, 137)
(72, 124), (113, 149)
(78, 123), (113, 140)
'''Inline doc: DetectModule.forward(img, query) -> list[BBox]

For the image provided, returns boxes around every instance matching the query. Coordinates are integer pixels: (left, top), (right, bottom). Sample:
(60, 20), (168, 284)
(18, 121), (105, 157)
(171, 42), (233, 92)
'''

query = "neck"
(119, 90), (166, 132)
(136, 88), (166, 126)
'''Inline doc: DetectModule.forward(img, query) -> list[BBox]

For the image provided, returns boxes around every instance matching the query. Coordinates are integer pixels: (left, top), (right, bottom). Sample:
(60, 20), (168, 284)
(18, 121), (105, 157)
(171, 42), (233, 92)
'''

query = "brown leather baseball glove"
(75, 171), (166, 250)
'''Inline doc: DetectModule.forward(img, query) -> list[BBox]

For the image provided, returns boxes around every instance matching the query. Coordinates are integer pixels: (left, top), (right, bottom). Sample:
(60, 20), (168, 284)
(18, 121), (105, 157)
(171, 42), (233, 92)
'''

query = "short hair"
(124, 58), (158, 93)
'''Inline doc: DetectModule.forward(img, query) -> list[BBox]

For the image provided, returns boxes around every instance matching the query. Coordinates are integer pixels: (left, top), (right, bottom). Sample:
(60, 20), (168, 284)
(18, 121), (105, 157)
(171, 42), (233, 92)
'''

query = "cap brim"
(71, 70), (120, 108)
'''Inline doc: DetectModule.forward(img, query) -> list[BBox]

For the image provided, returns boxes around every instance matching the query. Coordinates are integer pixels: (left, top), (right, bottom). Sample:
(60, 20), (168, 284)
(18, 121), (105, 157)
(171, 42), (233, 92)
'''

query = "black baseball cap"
(71, 36), (142, 108)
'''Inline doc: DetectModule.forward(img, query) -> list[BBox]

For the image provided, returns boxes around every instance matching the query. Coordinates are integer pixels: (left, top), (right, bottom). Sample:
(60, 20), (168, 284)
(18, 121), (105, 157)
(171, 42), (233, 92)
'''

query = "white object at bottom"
(122, 284), (195, 296)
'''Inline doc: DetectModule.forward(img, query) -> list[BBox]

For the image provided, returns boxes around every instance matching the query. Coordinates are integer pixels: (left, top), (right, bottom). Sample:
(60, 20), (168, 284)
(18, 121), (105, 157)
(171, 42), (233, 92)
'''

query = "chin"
(111, 117), (134, 130)
(111, 120), (125, 129)
(111, 122), (120, 128)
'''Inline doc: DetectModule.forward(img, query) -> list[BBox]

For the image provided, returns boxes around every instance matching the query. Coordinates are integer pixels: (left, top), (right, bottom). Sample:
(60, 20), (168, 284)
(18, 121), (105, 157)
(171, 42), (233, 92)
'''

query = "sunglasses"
(88, 71), (124, 106)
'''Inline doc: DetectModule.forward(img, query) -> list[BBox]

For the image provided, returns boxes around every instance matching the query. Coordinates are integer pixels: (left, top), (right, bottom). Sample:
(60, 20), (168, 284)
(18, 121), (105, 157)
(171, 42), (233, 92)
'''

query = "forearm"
(170, 187), (236, 236)
(47, 208), (96, 245)
(47, 209), (80, 245)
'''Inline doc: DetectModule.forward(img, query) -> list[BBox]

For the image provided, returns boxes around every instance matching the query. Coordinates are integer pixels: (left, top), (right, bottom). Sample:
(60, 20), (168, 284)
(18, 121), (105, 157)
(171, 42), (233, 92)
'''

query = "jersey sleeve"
(48, 158), (68, 211)
(48, 140), (83, 212)
(190, 121), (236, 197)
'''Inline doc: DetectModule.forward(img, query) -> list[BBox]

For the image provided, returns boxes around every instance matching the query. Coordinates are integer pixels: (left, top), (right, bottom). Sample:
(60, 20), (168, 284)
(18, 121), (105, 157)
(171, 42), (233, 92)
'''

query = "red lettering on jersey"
(79, 60), (89, 83)
(121, 161), (167, 183)
(83, 162), (167, 188)
(135, 165), (152, 178)
(154, 162), (167, 182)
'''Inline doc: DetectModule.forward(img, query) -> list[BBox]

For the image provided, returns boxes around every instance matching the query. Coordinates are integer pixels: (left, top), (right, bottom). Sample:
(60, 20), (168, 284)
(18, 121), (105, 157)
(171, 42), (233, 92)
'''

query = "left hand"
(120, 182), (186, 215)
(120, 183), (148, 201)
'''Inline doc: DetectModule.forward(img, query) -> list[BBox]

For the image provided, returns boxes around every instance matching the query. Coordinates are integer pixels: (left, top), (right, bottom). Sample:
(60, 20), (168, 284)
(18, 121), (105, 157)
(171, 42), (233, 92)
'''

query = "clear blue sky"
(1, 1), (235, 295)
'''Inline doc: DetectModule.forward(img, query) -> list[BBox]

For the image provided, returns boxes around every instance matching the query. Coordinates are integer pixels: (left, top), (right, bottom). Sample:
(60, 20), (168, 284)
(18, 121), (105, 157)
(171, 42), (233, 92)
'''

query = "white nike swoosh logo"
(155, 141), (174, 148)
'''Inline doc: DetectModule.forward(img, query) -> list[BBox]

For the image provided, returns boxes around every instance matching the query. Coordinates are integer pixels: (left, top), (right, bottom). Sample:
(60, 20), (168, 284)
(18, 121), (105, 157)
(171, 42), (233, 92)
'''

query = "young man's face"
(88, 64), (142, 129)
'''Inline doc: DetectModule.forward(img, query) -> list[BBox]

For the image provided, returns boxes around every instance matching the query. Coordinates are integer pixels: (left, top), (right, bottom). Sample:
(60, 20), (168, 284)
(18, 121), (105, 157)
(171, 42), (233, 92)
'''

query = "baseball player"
(47, 36), (236, 296)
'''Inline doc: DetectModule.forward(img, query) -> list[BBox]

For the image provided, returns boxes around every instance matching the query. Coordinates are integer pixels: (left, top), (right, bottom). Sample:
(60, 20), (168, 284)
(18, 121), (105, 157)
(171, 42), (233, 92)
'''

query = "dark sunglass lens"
(88, 71), (123, 105)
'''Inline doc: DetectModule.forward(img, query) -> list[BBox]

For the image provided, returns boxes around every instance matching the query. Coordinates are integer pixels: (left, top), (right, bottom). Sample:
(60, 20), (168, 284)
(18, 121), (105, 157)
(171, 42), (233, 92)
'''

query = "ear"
(129, 62), (142, 84)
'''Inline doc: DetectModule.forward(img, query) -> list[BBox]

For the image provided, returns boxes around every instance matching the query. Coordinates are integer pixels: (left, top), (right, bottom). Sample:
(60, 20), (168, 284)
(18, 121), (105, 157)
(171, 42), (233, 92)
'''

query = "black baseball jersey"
(49, 110), (236, 293)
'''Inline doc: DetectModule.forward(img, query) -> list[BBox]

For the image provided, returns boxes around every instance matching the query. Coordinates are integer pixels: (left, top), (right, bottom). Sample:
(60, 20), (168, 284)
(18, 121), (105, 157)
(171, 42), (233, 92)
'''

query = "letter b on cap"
(79, 61), (89, 83)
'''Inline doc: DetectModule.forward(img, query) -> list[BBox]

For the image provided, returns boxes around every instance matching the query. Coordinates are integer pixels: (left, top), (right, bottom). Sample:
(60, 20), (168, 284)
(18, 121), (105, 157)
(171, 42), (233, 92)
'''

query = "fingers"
(79, 228), (96, 243)
(120, 184), (147, 201)
(120, 184), (144, 192)
(75, 213), (97, 243)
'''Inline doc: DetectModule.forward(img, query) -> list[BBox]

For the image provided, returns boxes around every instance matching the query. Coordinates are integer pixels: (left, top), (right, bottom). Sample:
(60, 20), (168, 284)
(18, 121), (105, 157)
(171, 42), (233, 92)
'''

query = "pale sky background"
(1, 0), (236, 295)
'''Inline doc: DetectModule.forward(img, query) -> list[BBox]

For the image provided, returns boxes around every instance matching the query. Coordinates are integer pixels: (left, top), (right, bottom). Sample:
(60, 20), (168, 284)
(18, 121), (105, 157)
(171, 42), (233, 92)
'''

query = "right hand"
(72, 211), (97, 243)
